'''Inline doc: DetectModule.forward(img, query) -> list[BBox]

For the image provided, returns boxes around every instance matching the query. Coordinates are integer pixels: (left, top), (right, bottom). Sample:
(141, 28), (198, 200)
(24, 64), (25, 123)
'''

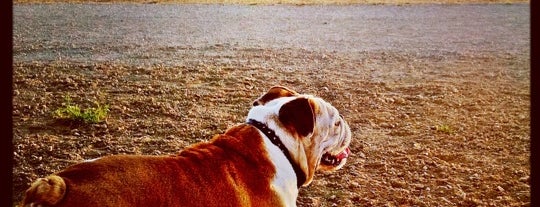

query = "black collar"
(246, 119), (306, 188)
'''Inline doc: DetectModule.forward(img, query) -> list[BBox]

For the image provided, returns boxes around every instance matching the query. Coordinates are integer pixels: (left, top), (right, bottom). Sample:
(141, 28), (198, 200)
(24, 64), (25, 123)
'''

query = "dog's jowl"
(20, 86), (352, 207)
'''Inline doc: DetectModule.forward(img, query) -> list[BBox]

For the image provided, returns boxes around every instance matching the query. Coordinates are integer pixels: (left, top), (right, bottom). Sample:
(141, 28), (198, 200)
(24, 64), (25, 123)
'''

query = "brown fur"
(22, 175), (66, 206)
(21, 85), (351, 207)
(278, 97), (315, 137)
(253, 86), (298, 106)
(20, 125), (283, 207)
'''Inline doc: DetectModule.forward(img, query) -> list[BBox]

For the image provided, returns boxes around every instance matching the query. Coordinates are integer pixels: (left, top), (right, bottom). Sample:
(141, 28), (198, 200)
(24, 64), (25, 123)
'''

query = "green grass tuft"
(53, 95), (109, 124)
(435, 124), (454, 134)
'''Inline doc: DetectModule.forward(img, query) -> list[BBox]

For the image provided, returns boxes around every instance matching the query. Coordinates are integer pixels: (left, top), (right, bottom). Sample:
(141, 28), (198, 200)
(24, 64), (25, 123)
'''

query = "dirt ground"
(13, 49), (530, 206)
(12, 2), (530, 207)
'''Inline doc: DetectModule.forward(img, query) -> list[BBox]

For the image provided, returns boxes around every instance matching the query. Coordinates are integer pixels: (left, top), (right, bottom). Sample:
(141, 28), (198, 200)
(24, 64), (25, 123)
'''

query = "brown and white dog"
(20, 86), (352, 207)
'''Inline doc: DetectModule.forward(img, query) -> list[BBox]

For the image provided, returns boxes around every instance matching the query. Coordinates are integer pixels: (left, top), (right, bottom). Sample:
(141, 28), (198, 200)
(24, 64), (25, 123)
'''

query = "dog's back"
(21, 125), (283, 207)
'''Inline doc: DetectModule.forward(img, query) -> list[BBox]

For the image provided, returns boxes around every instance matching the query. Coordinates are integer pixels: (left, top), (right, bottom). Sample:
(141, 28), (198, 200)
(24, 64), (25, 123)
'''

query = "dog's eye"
(334, 120), (341, 127)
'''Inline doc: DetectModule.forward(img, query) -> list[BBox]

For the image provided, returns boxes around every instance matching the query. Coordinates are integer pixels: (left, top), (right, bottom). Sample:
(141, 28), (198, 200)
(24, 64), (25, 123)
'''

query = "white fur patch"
(260, 131), (298, 207)
(247, 93), (351, 206)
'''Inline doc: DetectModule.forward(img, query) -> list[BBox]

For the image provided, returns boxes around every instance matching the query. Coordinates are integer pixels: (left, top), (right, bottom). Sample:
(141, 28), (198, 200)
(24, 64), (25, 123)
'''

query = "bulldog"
(20, 86), (352, 207)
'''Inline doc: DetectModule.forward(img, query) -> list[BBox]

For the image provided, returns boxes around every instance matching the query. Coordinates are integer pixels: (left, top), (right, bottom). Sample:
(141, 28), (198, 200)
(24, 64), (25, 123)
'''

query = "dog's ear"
(253, 86), (299, 106)
(278, 97), (315, 137)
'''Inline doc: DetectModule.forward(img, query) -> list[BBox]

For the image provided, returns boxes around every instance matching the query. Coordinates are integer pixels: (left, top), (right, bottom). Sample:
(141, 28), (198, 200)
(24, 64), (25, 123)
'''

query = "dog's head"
(248, 86), (352, 186)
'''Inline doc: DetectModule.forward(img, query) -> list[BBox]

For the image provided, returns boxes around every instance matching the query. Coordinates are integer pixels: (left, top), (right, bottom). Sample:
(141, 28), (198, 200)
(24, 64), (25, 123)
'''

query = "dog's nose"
(253, 101), (259, 106)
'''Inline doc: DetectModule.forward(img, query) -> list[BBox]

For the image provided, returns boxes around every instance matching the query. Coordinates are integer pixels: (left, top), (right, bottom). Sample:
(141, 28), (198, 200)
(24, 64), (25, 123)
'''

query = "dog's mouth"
(321, 147), (351, 166)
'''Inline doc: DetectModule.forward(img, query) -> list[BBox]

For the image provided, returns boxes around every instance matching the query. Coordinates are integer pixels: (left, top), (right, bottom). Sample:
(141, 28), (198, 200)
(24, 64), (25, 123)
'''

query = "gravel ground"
(14, 4), (529, 64)
(13, 3), (530, 206)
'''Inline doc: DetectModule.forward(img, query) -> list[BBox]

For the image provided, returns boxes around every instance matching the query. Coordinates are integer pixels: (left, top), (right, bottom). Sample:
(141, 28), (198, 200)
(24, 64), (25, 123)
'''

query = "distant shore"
(13, 0), (530, 5)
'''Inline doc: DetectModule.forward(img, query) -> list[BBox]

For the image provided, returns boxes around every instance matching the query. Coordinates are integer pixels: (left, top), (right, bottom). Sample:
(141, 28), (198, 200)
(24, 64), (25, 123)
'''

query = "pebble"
(519, 176), (529, 183)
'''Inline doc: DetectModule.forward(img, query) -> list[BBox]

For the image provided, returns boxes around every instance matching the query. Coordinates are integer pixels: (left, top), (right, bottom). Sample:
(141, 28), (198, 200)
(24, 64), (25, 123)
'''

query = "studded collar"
(246, 119), (306, 188)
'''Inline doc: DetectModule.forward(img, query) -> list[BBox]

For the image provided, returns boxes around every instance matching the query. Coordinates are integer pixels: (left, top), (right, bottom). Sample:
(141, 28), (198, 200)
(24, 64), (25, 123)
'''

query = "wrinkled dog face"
(249, 86), (352, 184)
(311, 97), (351, 172)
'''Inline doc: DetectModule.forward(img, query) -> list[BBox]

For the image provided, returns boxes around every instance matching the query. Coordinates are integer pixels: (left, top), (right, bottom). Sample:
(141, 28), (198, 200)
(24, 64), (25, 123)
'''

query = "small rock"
(349, 181), (360, 188)
(413, 143), (422, 150)
(357, 151), (366, 159)
(390, 180), (406, 188)
(519, 176), (530, 183)
(394, 97), (406, 104)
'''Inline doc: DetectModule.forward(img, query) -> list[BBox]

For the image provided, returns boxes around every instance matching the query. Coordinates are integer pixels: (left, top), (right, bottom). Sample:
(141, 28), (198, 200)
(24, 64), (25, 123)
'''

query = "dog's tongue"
(336, 147), (351, 160)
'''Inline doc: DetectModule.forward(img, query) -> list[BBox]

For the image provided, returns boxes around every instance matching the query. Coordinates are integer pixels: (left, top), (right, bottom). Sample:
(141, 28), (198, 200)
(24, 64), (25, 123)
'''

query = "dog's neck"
(247, 119), (306, 188)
